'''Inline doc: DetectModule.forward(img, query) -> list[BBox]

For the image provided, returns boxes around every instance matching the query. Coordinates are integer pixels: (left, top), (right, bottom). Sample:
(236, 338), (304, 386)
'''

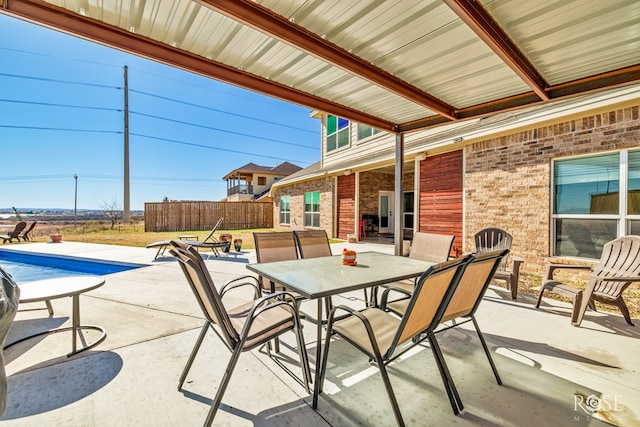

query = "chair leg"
(292, 316), (312, 392)
(179, 321), (209, 390)
(376, 357), (405, 427)
(427, 332), (463, 415)
(535, 284), (548, 308)
(205, 343), (244, 427)
(615, 298), (635, 326)
(471, 316), (502, 385)
(509, 276), (517, 301)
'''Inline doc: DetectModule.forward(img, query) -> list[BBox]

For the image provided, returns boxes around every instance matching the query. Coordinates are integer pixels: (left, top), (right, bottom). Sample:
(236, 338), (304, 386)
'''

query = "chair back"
(294, 230), (332, 258)
(8, 222), (26, 239)
(442, 249), (509, 322)
(253, 232), (299, 291)
(389, 255), (471, 355)
(591, 236), (640, 298)
(170, 242), (238, 348)
(201, 218), (224, 244)
(21, 222), (37, 239)
(474, 228), (513, 272)
(409, 232), (455, 263)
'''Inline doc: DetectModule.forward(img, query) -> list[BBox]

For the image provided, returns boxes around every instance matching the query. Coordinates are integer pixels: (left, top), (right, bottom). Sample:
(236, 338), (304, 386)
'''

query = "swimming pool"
(0, 250), (145, 282)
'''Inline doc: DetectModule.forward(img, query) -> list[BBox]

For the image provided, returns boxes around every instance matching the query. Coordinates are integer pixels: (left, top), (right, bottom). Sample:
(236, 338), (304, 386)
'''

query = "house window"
(357, 124), (381, 140)
(326, 115), (349, 152)
(403, 191), (414, 229)
(257, 176), (267, 186)
(279, 195), (290, 225)
(304, 191), (320, 227)
(552, 149), (640, 259)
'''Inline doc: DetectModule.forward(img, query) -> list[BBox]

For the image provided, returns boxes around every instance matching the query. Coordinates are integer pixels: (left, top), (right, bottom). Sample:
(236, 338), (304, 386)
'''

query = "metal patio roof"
(2, 0), (639, 134)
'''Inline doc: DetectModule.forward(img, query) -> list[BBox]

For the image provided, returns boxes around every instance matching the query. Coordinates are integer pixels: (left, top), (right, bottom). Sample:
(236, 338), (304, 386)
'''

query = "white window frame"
(279, 195), (290, 225)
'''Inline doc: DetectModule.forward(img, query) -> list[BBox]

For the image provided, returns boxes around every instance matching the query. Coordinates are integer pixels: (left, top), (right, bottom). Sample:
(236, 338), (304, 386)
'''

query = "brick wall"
(465, 105), (640, 273)
(273, 177), (334, 235)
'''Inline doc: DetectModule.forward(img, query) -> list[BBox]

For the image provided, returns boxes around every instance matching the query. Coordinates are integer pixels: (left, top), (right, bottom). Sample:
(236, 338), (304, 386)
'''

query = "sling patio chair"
(536, 235), (640, 326)
(381, 249), (509, 412)
(371, 232), (455, 306)
(474, 227), (523, 300)
(253, 231), (302, 295)
(318, 255), (472, 426)
(170, 242), (311, 426)
(1, 222), (26, 244)
(294, 229), (371, 310)
(146, 218), (228, 260)
(17, 221), (37, 242)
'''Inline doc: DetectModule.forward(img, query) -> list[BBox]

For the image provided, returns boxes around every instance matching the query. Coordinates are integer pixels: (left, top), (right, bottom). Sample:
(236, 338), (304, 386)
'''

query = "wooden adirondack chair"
(1, 222), (26, 244)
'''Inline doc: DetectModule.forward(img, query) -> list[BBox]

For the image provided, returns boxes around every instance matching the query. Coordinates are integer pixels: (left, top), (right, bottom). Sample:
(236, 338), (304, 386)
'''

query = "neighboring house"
(222, 162), (302, 202)
(271, 84), (640, 273)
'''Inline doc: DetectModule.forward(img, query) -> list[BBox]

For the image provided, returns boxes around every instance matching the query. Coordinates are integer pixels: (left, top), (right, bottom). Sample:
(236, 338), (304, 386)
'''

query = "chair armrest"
(544, 263), (594, 281)
(379, 286), (412, 309)
(220, 275), (262, 299)
(593, 275), (640, 283)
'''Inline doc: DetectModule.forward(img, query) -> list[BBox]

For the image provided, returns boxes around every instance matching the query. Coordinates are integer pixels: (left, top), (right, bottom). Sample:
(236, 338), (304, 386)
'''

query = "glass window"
(552, 150), (640, 259)
(554, 153), (619, 215)
(403, 192), (414, 229)
(279, 195), (290, 225)
(326, 115), (349, 152)
(357, 124), (381, 140)
(257, 176), (266, 186)
(304, 191), (320, 227)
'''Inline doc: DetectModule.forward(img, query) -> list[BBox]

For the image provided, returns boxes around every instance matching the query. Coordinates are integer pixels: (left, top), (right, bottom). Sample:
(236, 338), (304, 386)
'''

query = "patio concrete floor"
(0, 241), (638, 426)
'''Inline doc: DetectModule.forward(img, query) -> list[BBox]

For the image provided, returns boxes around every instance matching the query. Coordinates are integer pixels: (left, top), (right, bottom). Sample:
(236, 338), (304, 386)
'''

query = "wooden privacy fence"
(145, 201), (273, 232)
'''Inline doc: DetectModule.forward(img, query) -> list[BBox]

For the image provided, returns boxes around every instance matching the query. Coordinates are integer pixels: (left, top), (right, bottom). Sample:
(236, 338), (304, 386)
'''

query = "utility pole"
(74, 174), (78, 229)
(123, 65), (131, 223)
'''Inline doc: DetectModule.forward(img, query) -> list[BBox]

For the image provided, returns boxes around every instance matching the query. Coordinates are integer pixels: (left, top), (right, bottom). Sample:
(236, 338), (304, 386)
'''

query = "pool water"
(0, 250), (144, 282)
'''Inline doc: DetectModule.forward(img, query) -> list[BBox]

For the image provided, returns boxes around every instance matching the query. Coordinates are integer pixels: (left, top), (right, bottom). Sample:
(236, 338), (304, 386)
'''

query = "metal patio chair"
(170, 242), (311, 426)
(382, 249), (509, 409)
(319, 255), (472, 426)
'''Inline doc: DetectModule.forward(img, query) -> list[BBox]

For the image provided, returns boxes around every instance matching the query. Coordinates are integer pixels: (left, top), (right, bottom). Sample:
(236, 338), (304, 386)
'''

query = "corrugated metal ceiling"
(2, 0), (639, 133)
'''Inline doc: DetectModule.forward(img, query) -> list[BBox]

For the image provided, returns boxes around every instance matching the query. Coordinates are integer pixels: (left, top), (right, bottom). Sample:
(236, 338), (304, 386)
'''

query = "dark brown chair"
(17, 221), (37, 242)
(170, 242), (310, 426)
(536, 235), (640, 326)
(319, 256), (472, 425)
(474, 228), (523, 300)
(1, 222), (26, 244)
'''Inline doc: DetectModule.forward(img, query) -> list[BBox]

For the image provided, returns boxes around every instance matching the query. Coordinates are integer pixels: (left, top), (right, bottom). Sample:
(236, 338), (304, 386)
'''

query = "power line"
(131, 111), (316, 149)
(0, 124), (121, 134)
(0, 98), (121, 112)
(131, 89), (316, 134)
(131, 132), (312, 165)
(0, 72), (119, 90)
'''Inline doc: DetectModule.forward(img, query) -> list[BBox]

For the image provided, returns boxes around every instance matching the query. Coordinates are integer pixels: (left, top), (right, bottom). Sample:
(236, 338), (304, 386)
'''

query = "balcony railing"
(227, 184), (253, 196)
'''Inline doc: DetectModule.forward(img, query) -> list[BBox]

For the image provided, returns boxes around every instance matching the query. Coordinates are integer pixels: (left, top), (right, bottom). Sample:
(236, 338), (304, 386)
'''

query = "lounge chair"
(319, 255), (471, 425)
(381, 250), (509, 411)
(474, 227), (523, 300)
(146, 218), (229, 260)
(170, 242), (310, 426)
(17, 221), (37, 242)
(1, 222), (26, 244)
(536, 235), (640, 326)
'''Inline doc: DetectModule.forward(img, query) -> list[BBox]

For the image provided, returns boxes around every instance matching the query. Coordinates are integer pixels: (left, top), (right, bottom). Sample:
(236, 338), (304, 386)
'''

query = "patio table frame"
(246, 251), (434, 408)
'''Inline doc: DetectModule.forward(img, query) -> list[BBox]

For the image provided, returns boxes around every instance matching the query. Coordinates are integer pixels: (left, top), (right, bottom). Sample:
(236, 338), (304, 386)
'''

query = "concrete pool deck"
(0, 241), (638, 426)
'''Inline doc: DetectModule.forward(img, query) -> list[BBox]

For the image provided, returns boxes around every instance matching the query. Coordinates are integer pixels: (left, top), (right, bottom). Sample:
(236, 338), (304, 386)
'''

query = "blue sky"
(0, 14), (320, 211)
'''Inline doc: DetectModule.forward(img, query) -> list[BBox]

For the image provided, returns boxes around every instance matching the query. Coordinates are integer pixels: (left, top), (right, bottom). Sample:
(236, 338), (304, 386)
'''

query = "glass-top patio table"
(246, 251), (435, 408)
